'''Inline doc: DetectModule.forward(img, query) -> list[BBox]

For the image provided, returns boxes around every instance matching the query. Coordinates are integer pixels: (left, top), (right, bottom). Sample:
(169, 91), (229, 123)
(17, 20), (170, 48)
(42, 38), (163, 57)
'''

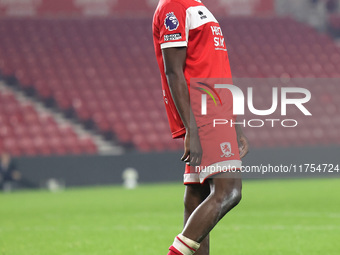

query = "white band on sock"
(179, 234), (200, 250)
(172, 234), (200, 255)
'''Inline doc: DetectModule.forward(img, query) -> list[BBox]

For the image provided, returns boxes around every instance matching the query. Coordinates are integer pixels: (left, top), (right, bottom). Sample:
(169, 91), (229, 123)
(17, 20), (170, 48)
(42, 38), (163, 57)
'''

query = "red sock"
(167, 245), (183, 255)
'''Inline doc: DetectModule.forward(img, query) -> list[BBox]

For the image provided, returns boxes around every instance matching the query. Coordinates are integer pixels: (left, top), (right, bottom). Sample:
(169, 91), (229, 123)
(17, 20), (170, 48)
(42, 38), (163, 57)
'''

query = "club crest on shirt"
(164, 12), (179, 31)
(220, 142), (234, 158)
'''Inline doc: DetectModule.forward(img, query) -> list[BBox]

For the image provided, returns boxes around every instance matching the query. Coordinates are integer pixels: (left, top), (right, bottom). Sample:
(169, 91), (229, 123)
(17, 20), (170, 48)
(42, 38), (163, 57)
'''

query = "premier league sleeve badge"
(164, 12), (180, 31)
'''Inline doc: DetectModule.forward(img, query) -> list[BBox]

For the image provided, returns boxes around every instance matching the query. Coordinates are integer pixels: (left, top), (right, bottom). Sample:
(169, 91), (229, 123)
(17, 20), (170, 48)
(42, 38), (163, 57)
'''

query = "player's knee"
(229, 186), (242, 207)
(213, 185), (242, 213)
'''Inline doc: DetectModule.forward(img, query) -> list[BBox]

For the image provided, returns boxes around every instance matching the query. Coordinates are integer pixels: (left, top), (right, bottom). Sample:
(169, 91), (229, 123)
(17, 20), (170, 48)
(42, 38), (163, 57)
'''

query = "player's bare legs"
(159, 28), (248, 255)
(182, 174), (242, 243)
(168, 174), (242, 255)
(184, 184), (210, 255)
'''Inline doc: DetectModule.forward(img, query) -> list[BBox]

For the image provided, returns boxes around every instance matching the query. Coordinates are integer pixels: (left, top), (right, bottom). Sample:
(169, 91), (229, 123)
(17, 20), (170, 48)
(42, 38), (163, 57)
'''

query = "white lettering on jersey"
(211, 26), (223, 36)
(211, 26), (226, 50)
(214, 37), (225, 47)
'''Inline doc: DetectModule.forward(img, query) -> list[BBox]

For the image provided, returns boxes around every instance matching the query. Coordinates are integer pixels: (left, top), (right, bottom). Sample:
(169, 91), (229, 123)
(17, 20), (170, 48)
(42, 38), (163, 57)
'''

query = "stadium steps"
(0, 81), (124, 155)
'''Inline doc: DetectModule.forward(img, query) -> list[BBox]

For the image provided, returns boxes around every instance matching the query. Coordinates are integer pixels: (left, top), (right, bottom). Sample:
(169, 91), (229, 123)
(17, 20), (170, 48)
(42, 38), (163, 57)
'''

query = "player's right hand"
(181, 130), (202, 166)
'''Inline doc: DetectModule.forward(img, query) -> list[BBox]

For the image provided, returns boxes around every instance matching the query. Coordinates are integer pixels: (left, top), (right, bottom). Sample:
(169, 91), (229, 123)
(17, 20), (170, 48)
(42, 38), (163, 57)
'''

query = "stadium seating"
(329, 13), (340, 36)
(0, 90), (97, 156)
(0, 17), (339, 153)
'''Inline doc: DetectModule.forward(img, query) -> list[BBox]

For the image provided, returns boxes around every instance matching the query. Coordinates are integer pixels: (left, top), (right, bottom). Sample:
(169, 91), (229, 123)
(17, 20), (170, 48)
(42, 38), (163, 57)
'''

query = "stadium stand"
(0, 17), (339, 153)
(329, 13), (340, 35)
(0, 88), (97, 156)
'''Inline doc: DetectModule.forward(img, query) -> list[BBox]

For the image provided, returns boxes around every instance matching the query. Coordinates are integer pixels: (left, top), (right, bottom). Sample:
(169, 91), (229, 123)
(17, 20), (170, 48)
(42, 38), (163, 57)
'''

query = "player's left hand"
(181, 129), (202, 166)
(236, 126), (249, 159)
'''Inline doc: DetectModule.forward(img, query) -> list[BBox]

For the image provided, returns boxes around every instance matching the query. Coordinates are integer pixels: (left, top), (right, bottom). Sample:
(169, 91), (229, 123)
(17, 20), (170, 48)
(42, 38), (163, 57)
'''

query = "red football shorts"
(184, 122), (242, 184)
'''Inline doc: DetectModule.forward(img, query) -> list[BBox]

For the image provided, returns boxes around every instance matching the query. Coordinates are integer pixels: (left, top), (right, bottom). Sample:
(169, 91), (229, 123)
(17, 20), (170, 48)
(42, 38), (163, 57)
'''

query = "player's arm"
(162, 47), (202, 166)
(235, 124), (249, 158)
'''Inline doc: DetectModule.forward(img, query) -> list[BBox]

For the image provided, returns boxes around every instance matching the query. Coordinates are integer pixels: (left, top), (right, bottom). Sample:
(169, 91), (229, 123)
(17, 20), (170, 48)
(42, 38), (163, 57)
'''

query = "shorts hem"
(172, 128), (186, 139)
(183, 173), (200, 184)
(184, 181), (201, 185)
(199, 160), (242, 183)
(200, 168), (241, 184)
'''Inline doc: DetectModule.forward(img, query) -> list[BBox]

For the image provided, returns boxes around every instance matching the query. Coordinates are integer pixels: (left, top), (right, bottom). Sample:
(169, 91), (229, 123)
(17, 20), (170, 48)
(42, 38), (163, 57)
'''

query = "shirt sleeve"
(158, 2), (188, 49)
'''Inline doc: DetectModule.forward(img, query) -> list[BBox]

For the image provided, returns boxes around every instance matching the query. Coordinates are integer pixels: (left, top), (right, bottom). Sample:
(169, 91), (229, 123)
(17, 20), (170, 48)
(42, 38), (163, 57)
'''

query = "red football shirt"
(153, 0), (233, 138)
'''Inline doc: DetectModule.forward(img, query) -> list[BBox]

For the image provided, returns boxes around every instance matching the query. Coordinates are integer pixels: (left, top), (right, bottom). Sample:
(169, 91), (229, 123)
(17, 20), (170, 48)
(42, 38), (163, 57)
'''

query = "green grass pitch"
(1, 178), (340, 255)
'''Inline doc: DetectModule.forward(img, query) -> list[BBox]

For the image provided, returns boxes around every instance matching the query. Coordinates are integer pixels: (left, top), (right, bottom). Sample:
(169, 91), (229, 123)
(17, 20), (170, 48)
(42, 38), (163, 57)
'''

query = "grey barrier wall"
(16, 145), (340, 188)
